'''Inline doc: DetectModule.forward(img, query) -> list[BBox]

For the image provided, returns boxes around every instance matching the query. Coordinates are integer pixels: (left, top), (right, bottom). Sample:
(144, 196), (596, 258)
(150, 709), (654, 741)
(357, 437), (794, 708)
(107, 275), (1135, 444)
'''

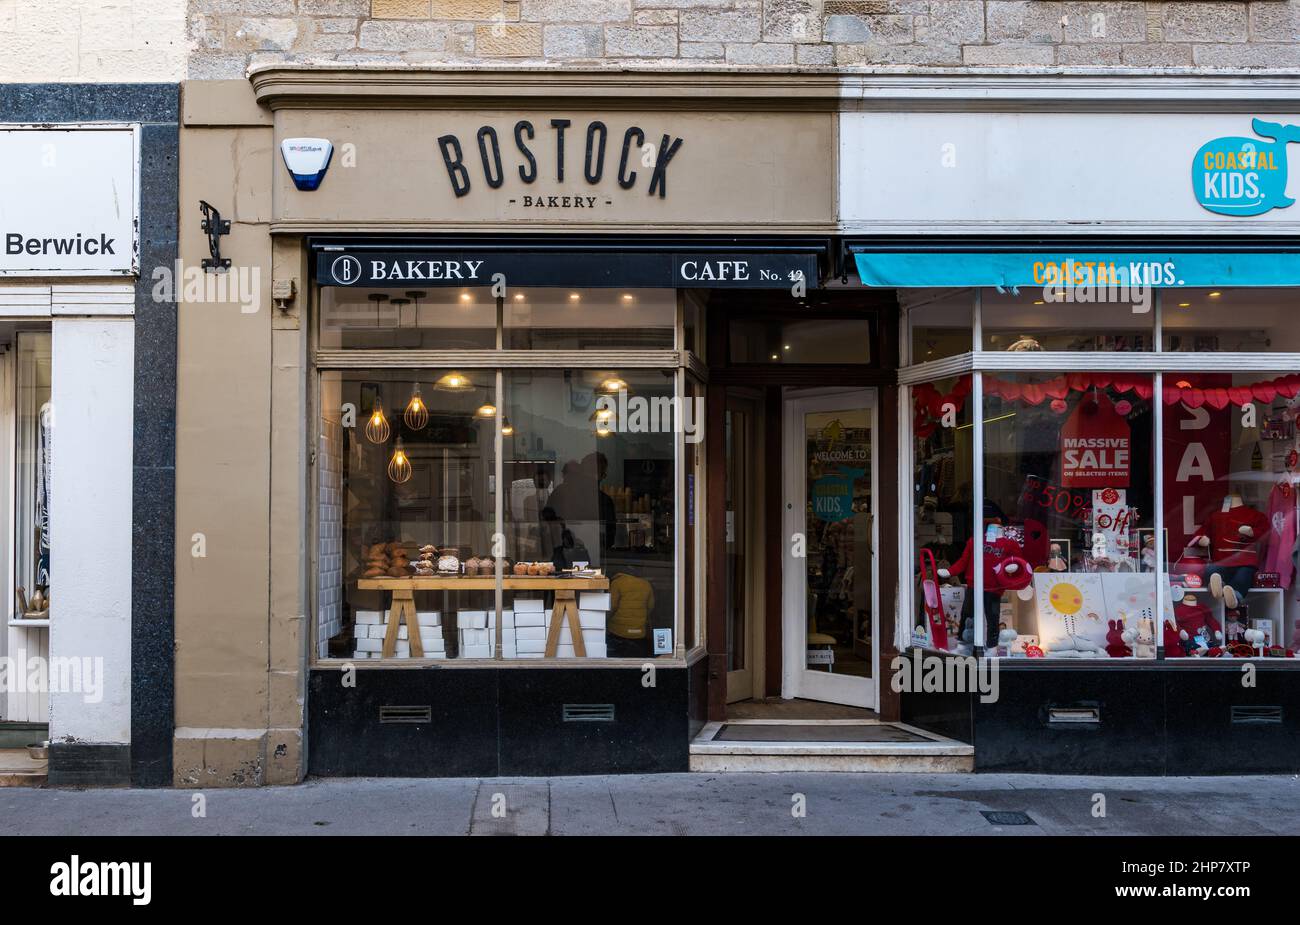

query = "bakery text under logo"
(437, 119), (684, 201)
(1193, 118), (1300, 216)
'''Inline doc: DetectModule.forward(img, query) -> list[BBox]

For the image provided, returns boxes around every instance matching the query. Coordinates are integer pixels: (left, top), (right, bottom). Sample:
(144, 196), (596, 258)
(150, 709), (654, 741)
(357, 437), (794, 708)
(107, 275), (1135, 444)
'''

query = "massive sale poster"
(1060, 393), (1131, 488)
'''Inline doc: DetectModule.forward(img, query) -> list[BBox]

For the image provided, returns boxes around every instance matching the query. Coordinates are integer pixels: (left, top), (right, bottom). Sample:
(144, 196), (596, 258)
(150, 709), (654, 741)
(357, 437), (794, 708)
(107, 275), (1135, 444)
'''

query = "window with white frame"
(905, 287), (1300, 662)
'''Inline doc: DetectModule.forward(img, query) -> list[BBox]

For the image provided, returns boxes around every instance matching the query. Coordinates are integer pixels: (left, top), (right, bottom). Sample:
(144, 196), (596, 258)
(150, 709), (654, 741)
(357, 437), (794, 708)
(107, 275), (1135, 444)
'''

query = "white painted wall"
(840, 111), (1300, 236)
(49, 318), (134, 744)
(0, 0), (186, 83)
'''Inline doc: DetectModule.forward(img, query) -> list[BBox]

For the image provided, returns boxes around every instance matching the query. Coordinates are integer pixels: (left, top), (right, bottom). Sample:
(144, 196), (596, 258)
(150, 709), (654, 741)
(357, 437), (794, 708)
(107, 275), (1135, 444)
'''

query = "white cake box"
(416, 612), (441, 627)
(460, 644), (493, 659)
(515, 651), (543, 658)
(514, 598), (545, 612)
(578, 610), (607, 630)
(350, 650), (371, 659)
(579, 592), (611, 610)
(515, 638), (548, 653)
(457, 610), (489, 629)
(355, 610), (384, 625)
(459, 628), (493, 647)
(354, 638), (382, 653)
(514, 609), (545, 627)
(516, 626), (547, 641)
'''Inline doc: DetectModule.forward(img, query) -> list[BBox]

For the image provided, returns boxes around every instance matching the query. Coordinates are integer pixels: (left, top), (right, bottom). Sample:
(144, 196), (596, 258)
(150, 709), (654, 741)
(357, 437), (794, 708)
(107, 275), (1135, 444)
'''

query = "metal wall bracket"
(199, 200), (231, 272)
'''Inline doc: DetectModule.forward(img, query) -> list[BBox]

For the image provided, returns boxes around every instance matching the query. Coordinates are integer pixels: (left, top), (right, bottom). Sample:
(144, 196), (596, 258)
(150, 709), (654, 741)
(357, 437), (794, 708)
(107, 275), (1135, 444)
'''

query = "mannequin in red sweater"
(1187, 494), (1268, 609)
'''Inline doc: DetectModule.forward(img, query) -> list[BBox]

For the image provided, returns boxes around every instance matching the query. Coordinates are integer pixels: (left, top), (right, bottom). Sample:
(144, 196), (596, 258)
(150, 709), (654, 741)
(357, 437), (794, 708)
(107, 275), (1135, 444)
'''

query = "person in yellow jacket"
(608, 572), (654, 658)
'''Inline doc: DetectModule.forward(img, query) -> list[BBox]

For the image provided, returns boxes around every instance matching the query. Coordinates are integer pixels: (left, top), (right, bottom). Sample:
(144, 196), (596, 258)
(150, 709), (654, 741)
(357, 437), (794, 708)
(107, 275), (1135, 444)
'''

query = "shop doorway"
(724, 390), (765, 703)
(782, 388), (876, 709)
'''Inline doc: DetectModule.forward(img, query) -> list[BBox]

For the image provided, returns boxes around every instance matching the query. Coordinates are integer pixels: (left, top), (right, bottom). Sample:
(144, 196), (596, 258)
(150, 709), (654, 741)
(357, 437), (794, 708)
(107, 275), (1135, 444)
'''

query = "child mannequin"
(1187, 493), (1268, 609)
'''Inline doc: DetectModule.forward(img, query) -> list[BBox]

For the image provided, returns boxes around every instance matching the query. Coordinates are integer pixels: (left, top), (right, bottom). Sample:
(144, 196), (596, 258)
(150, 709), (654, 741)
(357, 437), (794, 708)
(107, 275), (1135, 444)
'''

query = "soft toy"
(1132, 615), (1156, 659)
(1105, 618), (1133, 658)
(1174, 596), (1224, 657)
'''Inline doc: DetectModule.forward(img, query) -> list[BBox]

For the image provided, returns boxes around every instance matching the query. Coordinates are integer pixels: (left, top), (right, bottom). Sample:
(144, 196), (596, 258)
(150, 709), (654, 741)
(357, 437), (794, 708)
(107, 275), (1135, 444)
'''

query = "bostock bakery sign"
(435, 118), (684, 208)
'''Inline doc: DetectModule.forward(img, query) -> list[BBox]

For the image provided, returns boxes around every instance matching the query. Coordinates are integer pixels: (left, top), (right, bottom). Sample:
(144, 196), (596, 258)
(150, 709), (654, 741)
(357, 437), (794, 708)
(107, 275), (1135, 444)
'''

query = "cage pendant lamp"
(388, 437), (413, 484)
(404, 384), (429, 430)
(365, 400), (391, 444)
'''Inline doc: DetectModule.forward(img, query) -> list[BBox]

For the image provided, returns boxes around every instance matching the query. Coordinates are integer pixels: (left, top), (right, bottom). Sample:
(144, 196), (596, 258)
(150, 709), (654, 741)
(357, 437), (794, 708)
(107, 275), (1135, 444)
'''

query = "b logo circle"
(331, 255), (362, 285)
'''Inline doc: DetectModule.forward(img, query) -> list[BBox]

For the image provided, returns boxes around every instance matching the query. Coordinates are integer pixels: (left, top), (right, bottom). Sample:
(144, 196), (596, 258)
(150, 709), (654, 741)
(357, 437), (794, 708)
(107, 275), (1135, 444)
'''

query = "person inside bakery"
(540, 451), (617, 569)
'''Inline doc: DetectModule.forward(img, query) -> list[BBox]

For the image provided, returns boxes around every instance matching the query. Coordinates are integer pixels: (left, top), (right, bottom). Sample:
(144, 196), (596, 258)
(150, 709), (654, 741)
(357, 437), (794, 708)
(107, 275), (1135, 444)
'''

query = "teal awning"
(852, 251), (1300, 288)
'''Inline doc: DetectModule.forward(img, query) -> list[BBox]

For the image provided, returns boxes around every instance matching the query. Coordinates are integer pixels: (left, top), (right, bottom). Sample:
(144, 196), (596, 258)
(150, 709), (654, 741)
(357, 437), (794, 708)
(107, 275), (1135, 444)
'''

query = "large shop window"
(315, 287), (694, 664)
(907, 287), (1300, 662)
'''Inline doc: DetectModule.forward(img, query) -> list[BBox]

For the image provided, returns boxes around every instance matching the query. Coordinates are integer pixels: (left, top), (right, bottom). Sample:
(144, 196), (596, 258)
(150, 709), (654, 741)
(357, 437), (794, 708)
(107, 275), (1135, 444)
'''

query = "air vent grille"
(1230, 705), (1282, 725)
(379, 705), (432, 724)
(562, 703), (615, 723)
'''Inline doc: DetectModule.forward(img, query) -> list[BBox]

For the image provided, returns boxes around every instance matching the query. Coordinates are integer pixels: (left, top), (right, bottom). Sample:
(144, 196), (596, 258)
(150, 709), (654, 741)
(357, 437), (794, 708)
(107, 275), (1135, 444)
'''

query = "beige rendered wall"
(189, 1), (1300, 76)
(0, 0), (186, 82)
(174, 79), (306, 786)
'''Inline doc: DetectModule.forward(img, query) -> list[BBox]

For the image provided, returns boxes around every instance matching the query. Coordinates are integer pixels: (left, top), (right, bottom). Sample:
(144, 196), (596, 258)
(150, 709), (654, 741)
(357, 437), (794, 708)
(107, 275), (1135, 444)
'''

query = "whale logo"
(1193, 118), (1300, 216)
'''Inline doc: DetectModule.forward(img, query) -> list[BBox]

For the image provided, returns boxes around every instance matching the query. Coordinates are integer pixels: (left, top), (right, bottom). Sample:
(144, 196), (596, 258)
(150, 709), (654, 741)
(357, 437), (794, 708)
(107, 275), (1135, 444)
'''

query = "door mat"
(714, 723), (929, 743)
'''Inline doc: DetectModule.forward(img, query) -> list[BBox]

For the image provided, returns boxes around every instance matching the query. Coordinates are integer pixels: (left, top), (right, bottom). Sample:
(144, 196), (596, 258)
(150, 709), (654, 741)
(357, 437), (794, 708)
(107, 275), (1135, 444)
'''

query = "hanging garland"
(914, 372), (1300, 437)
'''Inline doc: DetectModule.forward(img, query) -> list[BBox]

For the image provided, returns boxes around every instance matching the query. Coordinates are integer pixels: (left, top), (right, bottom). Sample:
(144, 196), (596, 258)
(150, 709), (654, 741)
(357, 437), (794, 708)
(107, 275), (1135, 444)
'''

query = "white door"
(782, 388), (877, 708)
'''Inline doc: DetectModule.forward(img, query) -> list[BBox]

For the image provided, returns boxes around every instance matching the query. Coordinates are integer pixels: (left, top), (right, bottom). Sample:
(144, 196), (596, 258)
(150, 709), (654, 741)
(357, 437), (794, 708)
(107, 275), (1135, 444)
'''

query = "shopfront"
(842, 94), (1300, 774)
(174, 70), (844, 780)
(0, 97), (178, 788)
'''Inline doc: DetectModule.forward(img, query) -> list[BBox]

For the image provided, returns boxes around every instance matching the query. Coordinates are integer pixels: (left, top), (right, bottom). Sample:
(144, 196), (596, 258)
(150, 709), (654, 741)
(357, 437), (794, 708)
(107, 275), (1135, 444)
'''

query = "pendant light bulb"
(365, 401), (391, 444)
(476, 402), (498, 419)
(404, 384), (429, 430)
(388, 437), (413, 484)
(501, 418), (515, 437)
(597, 376), (628, 395)
(435, 371), (473, 392)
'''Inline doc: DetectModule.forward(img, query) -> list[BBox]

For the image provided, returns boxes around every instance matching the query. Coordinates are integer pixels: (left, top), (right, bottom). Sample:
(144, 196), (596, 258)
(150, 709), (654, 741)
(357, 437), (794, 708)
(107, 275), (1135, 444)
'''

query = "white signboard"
(0, 126), (139, 276)
(840, 112), (1300, 235)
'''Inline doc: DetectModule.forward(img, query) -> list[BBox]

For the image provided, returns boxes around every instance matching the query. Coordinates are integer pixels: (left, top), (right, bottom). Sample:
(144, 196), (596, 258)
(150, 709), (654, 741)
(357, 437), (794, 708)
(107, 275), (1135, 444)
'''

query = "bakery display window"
(314, 285), (695, 664)
(318, 287), (496, 350)
(502, 288), (674, 350)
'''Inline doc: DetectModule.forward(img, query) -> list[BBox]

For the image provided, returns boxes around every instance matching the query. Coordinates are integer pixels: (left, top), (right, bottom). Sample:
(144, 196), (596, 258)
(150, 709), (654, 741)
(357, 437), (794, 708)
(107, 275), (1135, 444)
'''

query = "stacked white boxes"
(456, 609), (504, 659)
(352, 609), (444, 659)
(511, 598), (547, 658)
(536, 591), (610, 659)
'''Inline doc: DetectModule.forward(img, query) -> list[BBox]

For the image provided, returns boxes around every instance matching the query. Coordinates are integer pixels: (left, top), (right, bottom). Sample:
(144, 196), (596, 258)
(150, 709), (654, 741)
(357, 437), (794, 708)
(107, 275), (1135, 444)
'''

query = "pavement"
(2, 772), (1299, 835)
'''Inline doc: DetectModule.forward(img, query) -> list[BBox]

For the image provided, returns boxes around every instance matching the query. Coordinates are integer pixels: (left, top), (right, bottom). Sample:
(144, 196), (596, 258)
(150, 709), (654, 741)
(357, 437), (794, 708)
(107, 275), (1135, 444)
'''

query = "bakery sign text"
(436, 119), (684, 203)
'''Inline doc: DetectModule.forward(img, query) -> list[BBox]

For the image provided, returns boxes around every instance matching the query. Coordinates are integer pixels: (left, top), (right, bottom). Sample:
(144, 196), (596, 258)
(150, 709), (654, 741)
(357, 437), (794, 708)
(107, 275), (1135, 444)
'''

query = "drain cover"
(981, 811), (1036, 826)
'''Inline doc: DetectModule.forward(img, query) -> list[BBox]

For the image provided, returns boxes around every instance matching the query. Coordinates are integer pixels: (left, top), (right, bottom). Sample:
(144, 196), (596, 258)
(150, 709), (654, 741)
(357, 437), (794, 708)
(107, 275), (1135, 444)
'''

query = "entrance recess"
(782, 389), (876, 708)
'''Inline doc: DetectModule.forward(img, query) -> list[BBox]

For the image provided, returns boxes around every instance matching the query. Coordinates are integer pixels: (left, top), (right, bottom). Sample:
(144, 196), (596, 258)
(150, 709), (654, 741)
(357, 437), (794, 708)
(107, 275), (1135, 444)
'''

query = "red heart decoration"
(1020, 383), (1046, 405)
(1044, 376), (1070, 399)
(1112, 375), (1136, 394)
(952, 376), (972, 397)
(1091, 374), (1112, 389)
(1050, 398), (1068, 413)
(1275, 377), (1297, 399)
(1204, 388), (1230, 410)
(1228, 386), (1254, 406)
(1183, 388), (1205, 409)
(1001, 381), (1022, 401)
(1163, 386), (1183, 405)
(1253, 382), (1277, 404)
(1067, 373), (1091, 393)
(1133, 382), (1153, 400)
